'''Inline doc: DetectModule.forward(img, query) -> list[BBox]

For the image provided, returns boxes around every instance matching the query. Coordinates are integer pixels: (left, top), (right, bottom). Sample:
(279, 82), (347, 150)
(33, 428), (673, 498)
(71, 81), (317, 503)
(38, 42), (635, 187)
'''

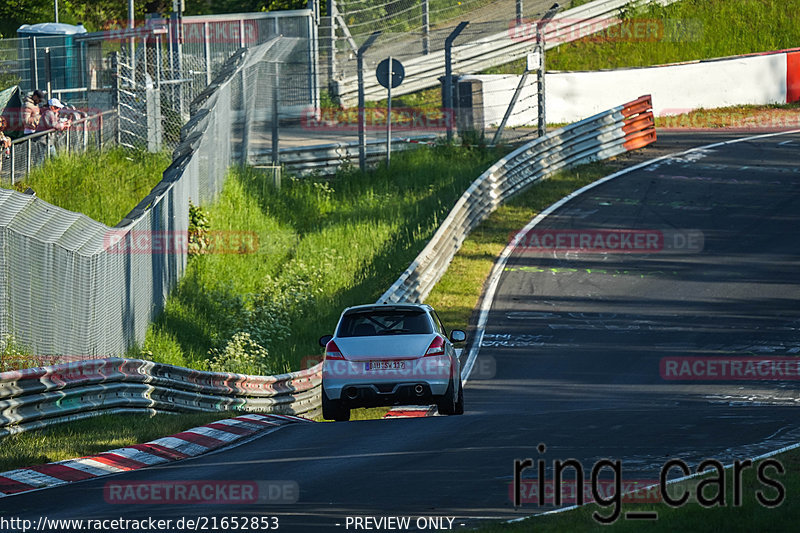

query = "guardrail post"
(422, 0), (430, 55)
(445, 22), (469, 143)
(357, 31), (380, 172)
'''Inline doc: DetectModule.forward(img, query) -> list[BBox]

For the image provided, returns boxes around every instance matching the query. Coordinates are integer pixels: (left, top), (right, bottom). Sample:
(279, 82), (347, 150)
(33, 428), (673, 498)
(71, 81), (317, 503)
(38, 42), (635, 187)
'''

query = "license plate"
(366, 360), (405, 371)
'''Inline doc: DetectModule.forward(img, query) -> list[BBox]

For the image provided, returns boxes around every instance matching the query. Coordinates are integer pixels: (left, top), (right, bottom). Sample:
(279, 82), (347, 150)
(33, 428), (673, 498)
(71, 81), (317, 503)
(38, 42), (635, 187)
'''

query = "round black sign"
(376, 58), (405, 89)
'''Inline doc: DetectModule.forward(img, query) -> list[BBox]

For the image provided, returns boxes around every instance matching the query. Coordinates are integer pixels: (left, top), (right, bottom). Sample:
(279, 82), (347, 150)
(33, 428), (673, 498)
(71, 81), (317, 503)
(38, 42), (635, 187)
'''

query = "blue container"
(16, 23), (87, 93)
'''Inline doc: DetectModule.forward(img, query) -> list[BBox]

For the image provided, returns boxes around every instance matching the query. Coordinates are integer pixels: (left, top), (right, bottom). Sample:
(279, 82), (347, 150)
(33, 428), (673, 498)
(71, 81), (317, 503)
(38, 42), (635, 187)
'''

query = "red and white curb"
(0, 413), (311, 498)
(383, 406), (437, 419)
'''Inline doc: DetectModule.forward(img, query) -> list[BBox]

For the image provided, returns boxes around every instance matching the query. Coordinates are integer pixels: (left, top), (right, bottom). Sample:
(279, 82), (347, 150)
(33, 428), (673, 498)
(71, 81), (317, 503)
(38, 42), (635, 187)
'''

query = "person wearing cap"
(22, 89), (46, 135)
(39, 98), (72, 132)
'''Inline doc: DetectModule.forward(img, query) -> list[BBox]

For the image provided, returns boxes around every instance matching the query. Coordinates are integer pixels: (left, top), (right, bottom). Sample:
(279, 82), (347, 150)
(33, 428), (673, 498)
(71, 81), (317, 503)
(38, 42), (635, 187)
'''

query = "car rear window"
(337, 309), (433, 337)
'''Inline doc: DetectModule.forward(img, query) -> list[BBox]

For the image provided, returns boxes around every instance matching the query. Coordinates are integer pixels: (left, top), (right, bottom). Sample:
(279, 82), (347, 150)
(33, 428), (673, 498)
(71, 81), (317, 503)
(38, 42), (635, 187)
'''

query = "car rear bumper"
(321, 355), (456, 406)
(323, 377), (450, 405)
(333, 382), (442, 407)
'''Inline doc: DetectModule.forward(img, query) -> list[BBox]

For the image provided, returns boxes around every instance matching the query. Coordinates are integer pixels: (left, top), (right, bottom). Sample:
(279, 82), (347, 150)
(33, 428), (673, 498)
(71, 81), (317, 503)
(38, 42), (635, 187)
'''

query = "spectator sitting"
(39, 98), (72, 132)
(22, 89), (46, 135)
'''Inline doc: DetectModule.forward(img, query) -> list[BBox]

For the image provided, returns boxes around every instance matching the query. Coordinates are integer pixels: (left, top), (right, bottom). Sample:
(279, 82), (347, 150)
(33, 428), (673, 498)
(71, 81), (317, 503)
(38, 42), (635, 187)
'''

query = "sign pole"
(386, 56), (392, 169)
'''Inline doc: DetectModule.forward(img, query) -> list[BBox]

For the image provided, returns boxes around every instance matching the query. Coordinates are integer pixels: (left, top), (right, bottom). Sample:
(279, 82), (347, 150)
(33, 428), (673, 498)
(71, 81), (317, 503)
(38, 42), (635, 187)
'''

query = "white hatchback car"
(319, 303), (466, 421)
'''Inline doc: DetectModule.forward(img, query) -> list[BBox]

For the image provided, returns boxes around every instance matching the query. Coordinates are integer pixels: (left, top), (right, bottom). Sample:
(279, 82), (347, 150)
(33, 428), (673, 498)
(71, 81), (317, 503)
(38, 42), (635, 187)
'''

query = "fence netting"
(0, 37), (306, 357)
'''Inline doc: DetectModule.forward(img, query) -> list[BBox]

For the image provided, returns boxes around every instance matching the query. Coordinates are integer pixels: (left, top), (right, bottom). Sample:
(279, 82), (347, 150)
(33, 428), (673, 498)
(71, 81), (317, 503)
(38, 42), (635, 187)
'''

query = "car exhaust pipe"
(345, 387), (358, 400)
(414, 384), (424, 396)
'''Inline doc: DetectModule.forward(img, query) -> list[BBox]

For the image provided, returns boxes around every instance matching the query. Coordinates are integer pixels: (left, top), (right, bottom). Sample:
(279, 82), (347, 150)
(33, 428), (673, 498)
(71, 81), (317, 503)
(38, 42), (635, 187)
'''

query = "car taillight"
(424, 336), (445, 357)
(325, 340), (345, 360)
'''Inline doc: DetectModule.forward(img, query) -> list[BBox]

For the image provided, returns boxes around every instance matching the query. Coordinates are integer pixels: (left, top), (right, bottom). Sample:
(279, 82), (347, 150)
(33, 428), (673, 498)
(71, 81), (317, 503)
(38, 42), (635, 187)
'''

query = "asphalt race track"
(3, 131), (800, 531)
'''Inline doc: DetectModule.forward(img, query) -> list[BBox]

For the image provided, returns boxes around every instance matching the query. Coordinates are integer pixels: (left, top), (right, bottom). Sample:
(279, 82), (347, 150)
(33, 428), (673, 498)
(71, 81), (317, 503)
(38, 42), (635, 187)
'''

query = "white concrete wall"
(465, 52), (789, 126)
(459, 74), (539, 128)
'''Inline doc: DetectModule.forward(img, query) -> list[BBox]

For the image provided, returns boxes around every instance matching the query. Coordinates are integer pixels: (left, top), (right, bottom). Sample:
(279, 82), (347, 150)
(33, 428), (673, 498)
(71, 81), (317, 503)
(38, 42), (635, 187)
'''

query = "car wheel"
(454, 381), (464, 415)
(322, 389), (350, 422)
(437, 378), (457, 415)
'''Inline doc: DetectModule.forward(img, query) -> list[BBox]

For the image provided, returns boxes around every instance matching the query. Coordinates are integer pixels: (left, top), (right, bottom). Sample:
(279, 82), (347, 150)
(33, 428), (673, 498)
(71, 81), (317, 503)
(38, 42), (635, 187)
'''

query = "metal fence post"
(537, 32), (546, 138)
(241, 70), (250, 166)
(492, 69), (530, 145)
(272, 63), (280, 167)
(29, 36), (39, 92)
(445, 22), (468, 143)
(44, 48), (52, 99)
(9, 144), (15, 184)
(113, 53), (122, 146)
(204, 22), (212, 85)
(357, 31), (380, 172)
(537, 4), (560, 138)
(422, 0), (430, 55)
(328, 0), (337, 90)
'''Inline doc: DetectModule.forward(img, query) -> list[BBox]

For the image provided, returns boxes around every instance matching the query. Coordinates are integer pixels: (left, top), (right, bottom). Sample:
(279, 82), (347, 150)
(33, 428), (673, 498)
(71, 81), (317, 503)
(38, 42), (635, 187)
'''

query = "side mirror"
(450, 330), (466, 343)
(319, 334), (333, 347)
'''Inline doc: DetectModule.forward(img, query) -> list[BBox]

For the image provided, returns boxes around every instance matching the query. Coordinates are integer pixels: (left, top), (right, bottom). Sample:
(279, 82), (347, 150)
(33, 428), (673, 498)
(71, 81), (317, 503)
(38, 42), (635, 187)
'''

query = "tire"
(454, 381), (464, 415)
(437, 378), (457, 415)
(322, 389), (350, 422)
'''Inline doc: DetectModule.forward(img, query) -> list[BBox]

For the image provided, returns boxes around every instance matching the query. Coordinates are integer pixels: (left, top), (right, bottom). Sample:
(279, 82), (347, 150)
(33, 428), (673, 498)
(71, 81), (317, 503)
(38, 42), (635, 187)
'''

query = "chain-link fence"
(322, 0), (566, 93)
(1, 9), (318, 153)
(0, 37), (309, 357)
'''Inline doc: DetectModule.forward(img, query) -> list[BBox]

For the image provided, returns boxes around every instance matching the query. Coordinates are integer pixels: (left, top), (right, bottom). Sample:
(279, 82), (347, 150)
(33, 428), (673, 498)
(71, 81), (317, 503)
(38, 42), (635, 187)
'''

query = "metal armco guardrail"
(250, 135), (437, 175)
(379, 94), (656, 303)
(0, 95), (654, 436)
(334, 0), (680, 106)
(0, 358), (322, 437)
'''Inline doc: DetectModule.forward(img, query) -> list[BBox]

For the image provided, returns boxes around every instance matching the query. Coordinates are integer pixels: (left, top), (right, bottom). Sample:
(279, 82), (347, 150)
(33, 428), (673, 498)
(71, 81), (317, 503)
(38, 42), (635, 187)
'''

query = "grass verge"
(476, 448), (800, 532)
(0, 412), (234, 473)
(655, 102), (800, 130)
(548, 0), (800, 71)
(1, 147), (170, 227)
(136, 145), (507, 373)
